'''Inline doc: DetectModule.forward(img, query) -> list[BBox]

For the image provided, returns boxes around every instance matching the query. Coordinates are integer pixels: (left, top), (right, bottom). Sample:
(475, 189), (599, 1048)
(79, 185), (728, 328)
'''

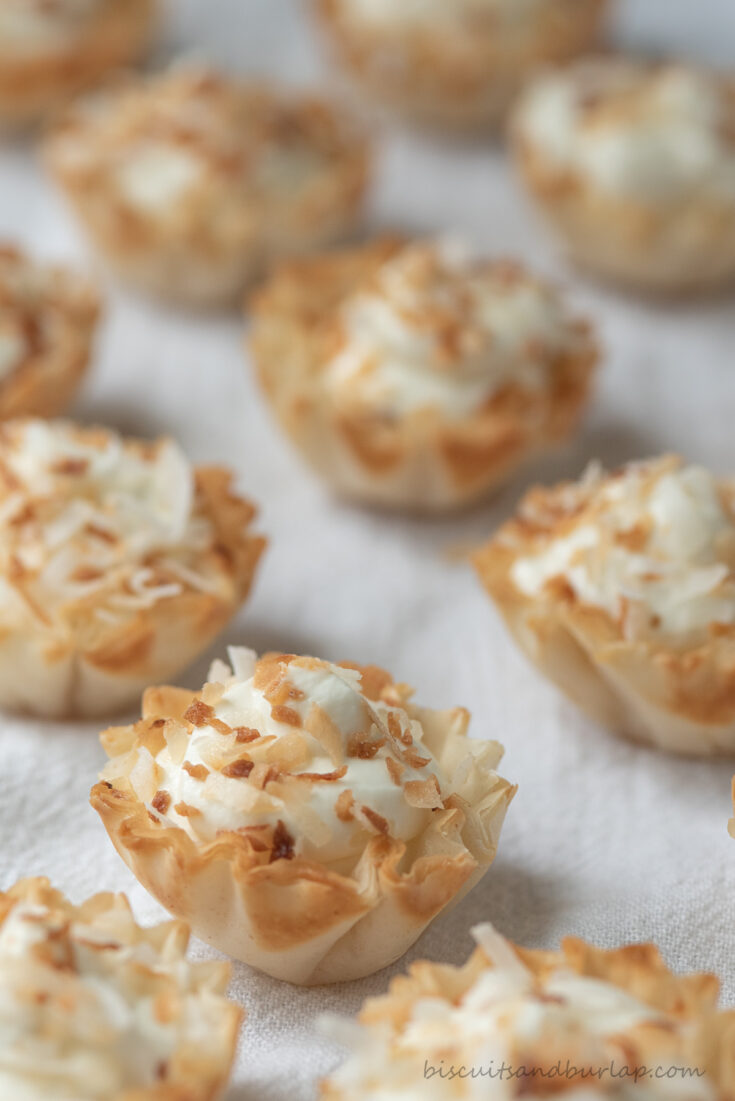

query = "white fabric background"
(1, 1), (735, 1097)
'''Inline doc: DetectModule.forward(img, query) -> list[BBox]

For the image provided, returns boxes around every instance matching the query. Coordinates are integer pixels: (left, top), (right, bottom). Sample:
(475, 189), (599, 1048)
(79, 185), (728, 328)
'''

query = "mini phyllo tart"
(321, 923), (733, 1100)
(475, 456), (735, 756)
(0, 877), (240, 1100)
(0, 0), (156, 128)
(513, 58), (735, 293)
(45, 65), (370, 308)
(90, 647), (515, 985)
(0, 245), (100, 421)
(251, 237), (597, 512)
(315, 0), (609, 131)
(0, 420), (265, 718)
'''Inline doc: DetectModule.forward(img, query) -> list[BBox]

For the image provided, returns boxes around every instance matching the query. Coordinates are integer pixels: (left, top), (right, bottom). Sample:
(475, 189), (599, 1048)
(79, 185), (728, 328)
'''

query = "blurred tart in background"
(321, 922), (734, 1100)
(45, 64), (371, 307)
(0, 419), (265, 717)
(475, 455), (735, 755)
(0, 876), (241, 1100)
(512, 57), (735, 293)
(0, 244), (100, 420)
(315, 0), (609, 130)
(0, 0), (157, 128)
(91, 646), (515, 985)
(251, 236), (598, 511)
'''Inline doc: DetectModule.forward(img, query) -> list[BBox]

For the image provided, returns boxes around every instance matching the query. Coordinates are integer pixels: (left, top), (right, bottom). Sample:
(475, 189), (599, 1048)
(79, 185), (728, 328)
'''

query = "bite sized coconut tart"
(91, 647), (515, 985)
(0, 244), (101, 420)
(0, 419), (265, 718)
(315, 0), (609, 131)
(320, 922), (735, 1100)
(0, 0), (157, 128)
(0, 877), (241, 1101)
(512, 57), (735, 294)
(250, 237), (598, 512)
(474, 456), (735, 756)
(44, 64), (371, 308)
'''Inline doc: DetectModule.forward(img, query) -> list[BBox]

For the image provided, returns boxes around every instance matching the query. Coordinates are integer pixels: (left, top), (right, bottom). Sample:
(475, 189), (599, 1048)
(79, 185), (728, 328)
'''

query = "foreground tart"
(315, 0), (609, 131)
(0, 0), (156, 128)
(0, 419), (265, 718)
(251, 237), (597, 511)
(513, 57), (735, 293)
(474, 456), (735, 756)
(0, 245), (100, 420)
(0, 877), (240, 1100)
(320, 923), (734, 1099)
(45, 64), (370, 307)
(91, 647), (515, 985)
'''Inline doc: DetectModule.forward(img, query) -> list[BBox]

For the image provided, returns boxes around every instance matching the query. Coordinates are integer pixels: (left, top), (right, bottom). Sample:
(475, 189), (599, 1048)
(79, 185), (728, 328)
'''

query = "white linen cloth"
(1, 1), (734, 1097)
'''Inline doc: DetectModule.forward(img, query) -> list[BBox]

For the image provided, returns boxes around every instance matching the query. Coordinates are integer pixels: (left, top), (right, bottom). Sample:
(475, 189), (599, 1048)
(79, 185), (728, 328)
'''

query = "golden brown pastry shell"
(316, 0), (609, 130)
(1, 877), (241, 1101)
(250, 237), (597, 512)
(0, 0), (156, 128)
(0, 464), (265, 718)
(513, 130), (735, 295)
(474, 482), (735, 756)
(91, 670), (515, 985)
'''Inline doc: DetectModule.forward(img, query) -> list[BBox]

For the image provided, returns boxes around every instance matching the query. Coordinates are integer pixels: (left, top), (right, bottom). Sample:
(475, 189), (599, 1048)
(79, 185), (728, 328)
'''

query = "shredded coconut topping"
(51, 65), (363, 223)
(322, 924), (713, 1100)
(0, 419), (225, 627)
(326, 240), (588, 420)
(510, 457), (735, 641)
(0, 245), (98, 388)
(0, 882), (233, 1100)
(517, 59), (735, 203)
(110, 648), (450, 870)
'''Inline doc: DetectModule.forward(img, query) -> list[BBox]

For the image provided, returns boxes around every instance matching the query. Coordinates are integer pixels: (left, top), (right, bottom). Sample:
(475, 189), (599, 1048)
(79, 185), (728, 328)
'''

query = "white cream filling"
(0, 0), (102, 53)
(0, 902), (189, 1101)
(138, 651), (446, 867)
(518, 64), (735, 203)
(326, 244), (574, 420)
(323, 924), (713, 1101)
(115, 144), (206, 215)
(511, 462), (735, 637)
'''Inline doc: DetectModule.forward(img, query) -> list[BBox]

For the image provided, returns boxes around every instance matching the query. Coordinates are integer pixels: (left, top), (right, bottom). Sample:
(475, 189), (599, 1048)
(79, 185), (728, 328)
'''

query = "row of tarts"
(4, 250), (735, 1096)
(2, 0), (735, 1098)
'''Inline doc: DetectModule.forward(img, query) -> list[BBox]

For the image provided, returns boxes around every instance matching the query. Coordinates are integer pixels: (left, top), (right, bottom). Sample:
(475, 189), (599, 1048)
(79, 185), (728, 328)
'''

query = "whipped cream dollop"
(326, 241), (584, 420)
(117, 649), (450, 870)
(0, 420), (215, 620)
(517, 60), (735, 203)
(323, 924), (710, 1101)
(0, 888), (223, 1100)
(511, 458), (735, 640)
(0, 0), (101, 53)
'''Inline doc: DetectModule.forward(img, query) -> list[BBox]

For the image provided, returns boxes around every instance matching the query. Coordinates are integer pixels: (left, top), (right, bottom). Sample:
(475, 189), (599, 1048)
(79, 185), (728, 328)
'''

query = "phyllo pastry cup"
(474, 456), (735, 756)
(0, 419), (265, 718)
(0, 244), (101, 420)
(0, 876), (241, 1101)
(315, 0), (609, 131)
(250, 237), (598, 512)
(90, 647), (516, 985)
(44, 64), (371, 308)
(320, 922), (735, 1099)
(0, 0), (157, 128)
(512, 57), (735, 294)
